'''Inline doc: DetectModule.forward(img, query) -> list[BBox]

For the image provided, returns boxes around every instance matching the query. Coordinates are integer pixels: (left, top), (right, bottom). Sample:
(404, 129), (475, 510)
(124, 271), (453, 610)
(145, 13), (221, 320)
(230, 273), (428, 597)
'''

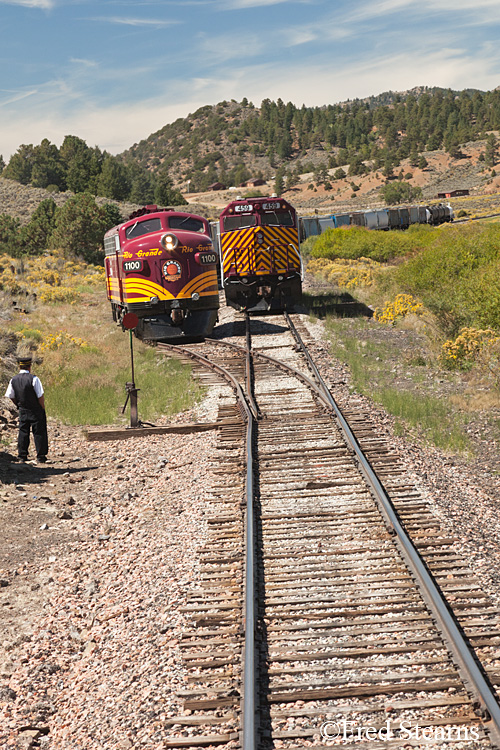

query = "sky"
(1, 0), (500, 161)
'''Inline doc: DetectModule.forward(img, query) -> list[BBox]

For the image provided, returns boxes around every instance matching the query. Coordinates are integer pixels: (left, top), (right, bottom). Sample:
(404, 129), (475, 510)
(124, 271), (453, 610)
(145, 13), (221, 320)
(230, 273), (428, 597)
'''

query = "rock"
(0, 686), (17, 700)
(85, 580), (98, 596)
(83, 640), (97, 656)
(39, 523), (49, 531)
(0, 579), (9, 587)
(58, 510), (73, 520)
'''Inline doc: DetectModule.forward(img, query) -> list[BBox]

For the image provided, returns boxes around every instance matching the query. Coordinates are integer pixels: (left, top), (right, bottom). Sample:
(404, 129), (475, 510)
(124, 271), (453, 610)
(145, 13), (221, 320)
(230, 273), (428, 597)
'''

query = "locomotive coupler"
(171, 308), (185, 325)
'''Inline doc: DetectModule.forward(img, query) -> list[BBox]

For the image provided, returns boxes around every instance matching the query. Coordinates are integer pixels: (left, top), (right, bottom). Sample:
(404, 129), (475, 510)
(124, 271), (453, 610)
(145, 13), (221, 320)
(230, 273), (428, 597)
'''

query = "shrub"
(308, 256), (380, 289)
(311, 225), (428, 263)
(392, 223), (500, 334)
(374, 294), (423, 324)
(440, 327), (500, 370)
(0, 250), (104, 304)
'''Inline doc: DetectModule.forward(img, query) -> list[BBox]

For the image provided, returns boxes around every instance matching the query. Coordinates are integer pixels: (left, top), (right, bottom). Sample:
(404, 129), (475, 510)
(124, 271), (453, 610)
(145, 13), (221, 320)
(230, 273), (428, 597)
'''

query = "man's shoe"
(37, 457), (48, 463)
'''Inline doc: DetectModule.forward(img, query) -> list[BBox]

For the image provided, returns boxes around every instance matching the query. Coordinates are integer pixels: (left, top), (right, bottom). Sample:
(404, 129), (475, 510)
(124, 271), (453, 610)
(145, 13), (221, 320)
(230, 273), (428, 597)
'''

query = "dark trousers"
(18, 408), (48, 460)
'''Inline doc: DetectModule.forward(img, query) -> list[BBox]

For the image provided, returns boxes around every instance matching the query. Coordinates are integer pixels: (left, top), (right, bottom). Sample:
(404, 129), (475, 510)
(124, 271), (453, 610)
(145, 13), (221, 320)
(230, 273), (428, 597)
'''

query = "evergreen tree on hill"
(49, 193), (108, 264)
(128, 163), (155, 204)
(97, 155), (130, 201)
(31, 139), (66, 190)
(3, 144), (35, 184)
(60, 135), (101, 194)
(485, 133), (498, 167)
(154, 164), (187, 205)
(0, 214), (22, 256)
(20, 198), (57, 255)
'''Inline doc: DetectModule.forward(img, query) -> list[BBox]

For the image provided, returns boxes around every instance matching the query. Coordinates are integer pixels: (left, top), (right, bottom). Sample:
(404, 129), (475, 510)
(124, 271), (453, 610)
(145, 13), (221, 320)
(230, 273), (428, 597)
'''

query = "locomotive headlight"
(160, 233), (179, 251)
(191, 292), (200, 301)
(241, 277), (248, 284)
(150, 296), (159, 303)
(278, 275), (284, 281)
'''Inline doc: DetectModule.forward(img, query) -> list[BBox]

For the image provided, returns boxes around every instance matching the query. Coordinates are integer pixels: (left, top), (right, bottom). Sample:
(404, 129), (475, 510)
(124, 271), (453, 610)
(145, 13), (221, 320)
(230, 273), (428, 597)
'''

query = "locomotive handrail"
(288, 242), (304, 280)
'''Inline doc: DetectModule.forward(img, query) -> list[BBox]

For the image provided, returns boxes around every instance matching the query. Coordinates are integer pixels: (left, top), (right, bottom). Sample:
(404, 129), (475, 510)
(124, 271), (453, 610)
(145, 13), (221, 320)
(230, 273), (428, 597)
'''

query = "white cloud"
(346, 0), (500, 23)
(220, 0), (291, 8)
(198, 32), (265, 62)
(2, 42), (500, 161)
(0, 0), (53, 7)
(87, 16), (179, 26)
(69, 58), (98, 68)
(0, 89), (38, 107)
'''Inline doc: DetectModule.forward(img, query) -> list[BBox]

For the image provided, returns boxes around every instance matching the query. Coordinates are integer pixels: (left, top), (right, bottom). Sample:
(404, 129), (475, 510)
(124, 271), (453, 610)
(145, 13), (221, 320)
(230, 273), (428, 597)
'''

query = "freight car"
(300, 203), (453, 239)
(216, 197), (303, 312)
(104, 205), (219, 341)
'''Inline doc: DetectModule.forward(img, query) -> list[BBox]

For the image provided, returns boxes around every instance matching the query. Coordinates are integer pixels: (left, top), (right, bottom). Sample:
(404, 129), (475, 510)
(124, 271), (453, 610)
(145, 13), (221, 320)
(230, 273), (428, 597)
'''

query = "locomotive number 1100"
(123, 260), (143, 273)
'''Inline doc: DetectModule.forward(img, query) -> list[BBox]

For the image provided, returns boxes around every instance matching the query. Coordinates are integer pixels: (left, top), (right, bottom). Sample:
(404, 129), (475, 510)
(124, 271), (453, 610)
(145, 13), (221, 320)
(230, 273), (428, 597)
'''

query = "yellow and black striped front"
(221, 226), (300, 277)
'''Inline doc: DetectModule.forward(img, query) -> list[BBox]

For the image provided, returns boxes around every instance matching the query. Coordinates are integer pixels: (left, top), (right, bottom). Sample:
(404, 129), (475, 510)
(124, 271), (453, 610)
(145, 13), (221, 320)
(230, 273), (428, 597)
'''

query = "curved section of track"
(158, 311), (500, 749)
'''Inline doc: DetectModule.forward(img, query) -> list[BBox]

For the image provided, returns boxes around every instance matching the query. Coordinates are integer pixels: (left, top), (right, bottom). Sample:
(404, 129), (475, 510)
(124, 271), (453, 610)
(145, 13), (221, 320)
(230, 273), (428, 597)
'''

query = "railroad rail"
(158, 310), (500, 749)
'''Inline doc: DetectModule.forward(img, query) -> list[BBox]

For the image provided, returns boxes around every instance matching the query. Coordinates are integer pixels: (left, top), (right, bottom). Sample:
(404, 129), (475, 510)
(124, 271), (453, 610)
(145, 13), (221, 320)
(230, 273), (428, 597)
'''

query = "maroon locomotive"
(104, 205), (219, 341)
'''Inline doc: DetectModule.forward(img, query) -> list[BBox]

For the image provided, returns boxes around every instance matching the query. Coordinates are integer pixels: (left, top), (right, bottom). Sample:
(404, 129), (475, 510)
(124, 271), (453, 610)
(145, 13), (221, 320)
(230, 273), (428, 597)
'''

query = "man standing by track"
(5, 355), (49, 464)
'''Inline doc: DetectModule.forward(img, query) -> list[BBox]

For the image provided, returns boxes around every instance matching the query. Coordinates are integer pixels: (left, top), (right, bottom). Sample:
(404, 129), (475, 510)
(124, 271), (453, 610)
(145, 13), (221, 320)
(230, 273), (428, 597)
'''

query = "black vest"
(11, 372), (41, 412)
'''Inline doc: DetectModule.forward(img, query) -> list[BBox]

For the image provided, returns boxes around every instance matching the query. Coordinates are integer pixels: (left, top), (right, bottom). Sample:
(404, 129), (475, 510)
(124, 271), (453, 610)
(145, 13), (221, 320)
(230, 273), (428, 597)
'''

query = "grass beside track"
(4, 291), (202, 426)
(324, 316), (471, 454)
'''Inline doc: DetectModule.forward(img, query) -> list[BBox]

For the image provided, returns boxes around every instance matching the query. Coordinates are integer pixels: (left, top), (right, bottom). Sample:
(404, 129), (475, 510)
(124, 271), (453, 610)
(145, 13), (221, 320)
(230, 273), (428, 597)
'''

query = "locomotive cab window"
(169, 216), (205, 233)
(223, 215), (257, 231)
(125, 218), (162, 239)
(260, 211), (295, 227)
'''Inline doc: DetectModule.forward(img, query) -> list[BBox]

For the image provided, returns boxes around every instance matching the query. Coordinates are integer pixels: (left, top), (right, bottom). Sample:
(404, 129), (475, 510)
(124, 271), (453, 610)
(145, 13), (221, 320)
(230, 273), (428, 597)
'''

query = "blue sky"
(1, 0), (500, 160)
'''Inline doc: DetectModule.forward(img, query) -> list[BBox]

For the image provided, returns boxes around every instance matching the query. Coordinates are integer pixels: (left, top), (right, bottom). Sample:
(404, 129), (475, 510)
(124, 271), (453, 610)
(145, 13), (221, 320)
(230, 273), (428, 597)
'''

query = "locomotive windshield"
(126, 217), (162, 239)
(169, 216), (206, 233)
(260, 210), (295, 227)
(223, 215), (257, 231)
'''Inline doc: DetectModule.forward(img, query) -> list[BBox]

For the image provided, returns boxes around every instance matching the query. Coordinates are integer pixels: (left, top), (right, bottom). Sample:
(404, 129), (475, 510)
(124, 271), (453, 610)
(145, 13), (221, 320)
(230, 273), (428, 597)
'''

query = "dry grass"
(2, 289), (202, 426)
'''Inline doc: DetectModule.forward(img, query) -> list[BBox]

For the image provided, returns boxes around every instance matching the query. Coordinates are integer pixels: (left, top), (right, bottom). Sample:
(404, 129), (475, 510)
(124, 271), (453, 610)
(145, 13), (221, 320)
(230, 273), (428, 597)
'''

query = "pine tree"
(154, 165), (187, 205)
(60, 135), (94, 193)
(3, 144), (35, 184)
(274, 167), (285, 196)
(31, 139), (66, 190)
(49, 193), (108, 263)
(0, 214), (22, 256)
(97, 155), (130, 200)
(485, 133), (498, 167)
(20, 198), (57, 254)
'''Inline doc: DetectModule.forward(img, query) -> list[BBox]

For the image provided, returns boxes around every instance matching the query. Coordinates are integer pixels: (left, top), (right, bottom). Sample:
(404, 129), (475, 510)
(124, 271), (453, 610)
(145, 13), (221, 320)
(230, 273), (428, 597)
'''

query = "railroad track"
(158, 310), (500, 749)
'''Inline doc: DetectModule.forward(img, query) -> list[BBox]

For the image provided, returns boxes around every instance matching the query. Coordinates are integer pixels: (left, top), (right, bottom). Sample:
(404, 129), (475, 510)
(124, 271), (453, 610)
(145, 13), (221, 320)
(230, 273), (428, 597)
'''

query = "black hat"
(17, 355), (32, 366)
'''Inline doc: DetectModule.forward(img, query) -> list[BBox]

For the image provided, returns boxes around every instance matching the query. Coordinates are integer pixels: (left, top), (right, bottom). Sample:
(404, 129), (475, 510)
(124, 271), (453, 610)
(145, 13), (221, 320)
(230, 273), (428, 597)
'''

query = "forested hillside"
(121, 87), (500, 192)
(2, 87), (500, 206)
(1, 135), (186, 208)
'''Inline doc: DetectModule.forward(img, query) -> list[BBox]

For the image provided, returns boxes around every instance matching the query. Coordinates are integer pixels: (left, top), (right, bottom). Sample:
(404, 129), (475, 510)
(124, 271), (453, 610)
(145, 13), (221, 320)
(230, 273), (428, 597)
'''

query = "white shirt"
(5, 370), (44, 399)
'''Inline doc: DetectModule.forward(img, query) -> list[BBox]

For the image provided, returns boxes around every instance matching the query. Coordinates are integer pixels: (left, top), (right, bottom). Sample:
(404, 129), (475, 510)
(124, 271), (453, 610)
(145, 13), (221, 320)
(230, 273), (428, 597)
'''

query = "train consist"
(104, 205), (219, 341)
(300, 202), (454, 239)
(215, 197), (303, 312)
